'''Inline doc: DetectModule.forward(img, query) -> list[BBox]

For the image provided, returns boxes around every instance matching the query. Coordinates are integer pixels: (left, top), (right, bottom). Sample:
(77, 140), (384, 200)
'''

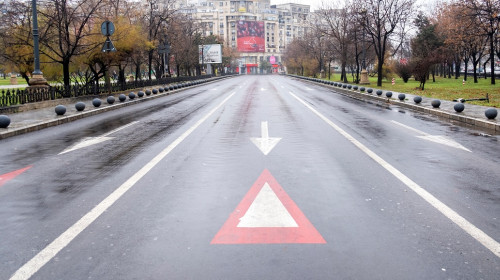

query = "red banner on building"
(237, 21), (265, 53)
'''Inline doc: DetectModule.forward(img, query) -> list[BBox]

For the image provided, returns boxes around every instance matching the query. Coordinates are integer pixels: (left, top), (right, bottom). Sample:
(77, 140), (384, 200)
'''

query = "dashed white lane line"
(289, 91), (500, 258)
(10, 92), (236, 280)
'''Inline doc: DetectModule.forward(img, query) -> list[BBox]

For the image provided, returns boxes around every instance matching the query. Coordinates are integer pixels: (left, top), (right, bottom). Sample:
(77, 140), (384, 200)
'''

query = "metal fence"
(0, 74), (216, 108)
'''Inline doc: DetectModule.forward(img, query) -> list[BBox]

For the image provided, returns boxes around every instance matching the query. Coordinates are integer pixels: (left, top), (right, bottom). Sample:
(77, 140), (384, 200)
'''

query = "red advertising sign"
(237, 21), (265, 53)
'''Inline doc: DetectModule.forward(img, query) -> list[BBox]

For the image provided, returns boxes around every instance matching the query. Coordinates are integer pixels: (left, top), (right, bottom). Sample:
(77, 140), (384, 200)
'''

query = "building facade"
(177, 0), (311, 73)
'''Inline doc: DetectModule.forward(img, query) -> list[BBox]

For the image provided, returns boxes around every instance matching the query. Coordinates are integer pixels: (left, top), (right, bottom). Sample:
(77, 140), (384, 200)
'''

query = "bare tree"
(37, 0), (106, 87)
(143, 0), (176, 80)
(0, 1), (34, 83)
(462, 0), (500, 85)
(315, 1), (352, 82)
(353, 0), (414, 86)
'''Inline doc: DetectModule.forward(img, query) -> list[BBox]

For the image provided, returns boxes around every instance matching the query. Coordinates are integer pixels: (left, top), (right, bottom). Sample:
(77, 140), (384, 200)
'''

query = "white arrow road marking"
(390, 120), (471, 152)
(250, 121), (282, 155)
(260, 87), (266, 91)
(59, 121), (139, 155)
(237, 183), (298, 228)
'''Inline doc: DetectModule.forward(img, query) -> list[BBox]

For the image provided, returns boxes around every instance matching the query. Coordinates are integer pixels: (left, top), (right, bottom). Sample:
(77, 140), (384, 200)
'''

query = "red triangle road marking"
(211, 169), (326, 244)
(0, 166), (32, 188)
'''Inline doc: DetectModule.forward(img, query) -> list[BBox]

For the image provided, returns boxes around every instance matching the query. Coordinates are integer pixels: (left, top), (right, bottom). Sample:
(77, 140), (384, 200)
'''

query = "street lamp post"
(29, 0), (48, 88)
(359, 9), (370, 85)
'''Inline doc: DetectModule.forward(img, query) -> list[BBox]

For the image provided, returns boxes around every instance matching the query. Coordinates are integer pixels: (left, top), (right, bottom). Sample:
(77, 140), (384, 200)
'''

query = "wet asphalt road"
(0, 75), (499, 279)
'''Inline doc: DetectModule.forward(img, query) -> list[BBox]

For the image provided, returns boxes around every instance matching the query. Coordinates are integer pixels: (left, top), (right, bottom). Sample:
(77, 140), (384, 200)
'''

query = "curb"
(293, 76), (499, 133)
(0, 76), (231, 139)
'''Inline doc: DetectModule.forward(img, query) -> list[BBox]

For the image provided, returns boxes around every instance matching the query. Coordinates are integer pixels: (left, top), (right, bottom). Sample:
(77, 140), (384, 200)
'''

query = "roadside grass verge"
(0, 77), (28, 86)
(328, 75), (500, 108)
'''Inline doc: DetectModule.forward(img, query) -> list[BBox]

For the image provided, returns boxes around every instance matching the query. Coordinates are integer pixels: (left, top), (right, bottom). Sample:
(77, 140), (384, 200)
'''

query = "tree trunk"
(489, 34), (495, 85)
(455, 58), (461, 79)
(148, 50), (153, 80)
(483, 60), (489, 79)
(341, 61), (347, 83)
(63, 58), (71, 87)
(464, 58), (469, 81)
(118, 66), (126, 90)
(377, 56), (383, 86)
(473, 61), (478, 83)
(135, 63), (141, 81)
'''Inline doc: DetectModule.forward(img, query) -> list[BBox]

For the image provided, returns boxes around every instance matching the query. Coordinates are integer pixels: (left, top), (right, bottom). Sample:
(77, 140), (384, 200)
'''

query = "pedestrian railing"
(0, 74), (220, 107)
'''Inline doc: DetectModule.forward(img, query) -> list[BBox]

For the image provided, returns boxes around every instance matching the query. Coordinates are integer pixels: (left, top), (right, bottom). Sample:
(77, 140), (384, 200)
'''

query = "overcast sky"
(269, 0), (438, 13)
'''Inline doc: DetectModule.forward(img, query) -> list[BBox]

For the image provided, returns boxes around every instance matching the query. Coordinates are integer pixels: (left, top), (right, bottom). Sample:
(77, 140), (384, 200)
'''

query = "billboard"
(237, 21), (265, 53)
(199, 44), (222, 64)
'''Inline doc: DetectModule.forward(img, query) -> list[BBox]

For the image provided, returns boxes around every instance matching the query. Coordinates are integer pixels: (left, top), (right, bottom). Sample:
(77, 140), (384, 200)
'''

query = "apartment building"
(177, 0), (311, 73)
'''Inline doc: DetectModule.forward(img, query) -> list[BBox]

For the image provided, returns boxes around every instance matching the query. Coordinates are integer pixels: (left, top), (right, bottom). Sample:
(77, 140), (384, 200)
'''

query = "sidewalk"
(296, 76), (499, 133)
(0, 77), (226, 139)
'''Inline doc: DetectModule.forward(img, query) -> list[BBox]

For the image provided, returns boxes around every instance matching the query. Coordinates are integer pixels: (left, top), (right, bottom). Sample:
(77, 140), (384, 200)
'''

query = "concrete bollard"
(485, 108), (498, 119)
(414, 96), (422, 104)
(55, 105), (66, 115)
(137, 91), (144, 98)
(398, 93), (405, 101)
(75, 102), (86, 111)
(107, 96), (115, 104)
(92, 98), (102, 107)
(454, 103), (465, 113)
(0, 115), (10, 128)
(386, 92), (393, 98)
(376, 90), (383, 96)
(129, 92), (136, 100)
(431, 100), (441, 108)
(119, 94), (126, 102)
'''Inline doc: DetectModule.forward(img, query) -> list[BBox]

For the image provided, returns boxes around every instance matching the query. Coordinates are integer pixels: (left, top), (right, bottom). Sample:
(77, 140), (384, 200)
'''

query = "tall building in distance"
(177, 0), (311, 73)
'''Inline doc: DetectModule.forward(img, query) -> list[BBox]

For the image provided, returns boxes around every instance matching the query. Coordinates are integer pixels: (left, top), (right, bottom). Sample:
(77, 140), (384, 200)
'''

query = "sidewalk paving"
(0, 76), (228, 139)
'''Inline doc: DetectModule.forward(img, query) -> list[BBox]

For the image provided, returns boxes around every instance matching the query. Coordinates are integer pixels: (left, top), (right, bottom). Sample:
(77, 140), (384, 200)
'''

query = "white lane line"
(289, 91), (500, 258)
(10, 92), (236, 280)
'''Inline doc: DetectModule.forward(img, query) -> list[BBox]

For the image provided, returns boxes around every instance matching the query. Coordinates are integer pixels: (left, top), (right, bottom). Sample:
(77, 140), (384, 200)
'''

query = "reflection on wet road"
(1, 75), (499, 280)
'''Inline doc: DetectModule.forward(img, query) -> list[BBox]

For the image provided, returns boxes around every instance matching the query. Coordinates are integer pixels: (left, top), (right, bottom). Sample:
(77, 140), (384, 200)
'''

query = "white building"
(177, 0), (311, 73)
